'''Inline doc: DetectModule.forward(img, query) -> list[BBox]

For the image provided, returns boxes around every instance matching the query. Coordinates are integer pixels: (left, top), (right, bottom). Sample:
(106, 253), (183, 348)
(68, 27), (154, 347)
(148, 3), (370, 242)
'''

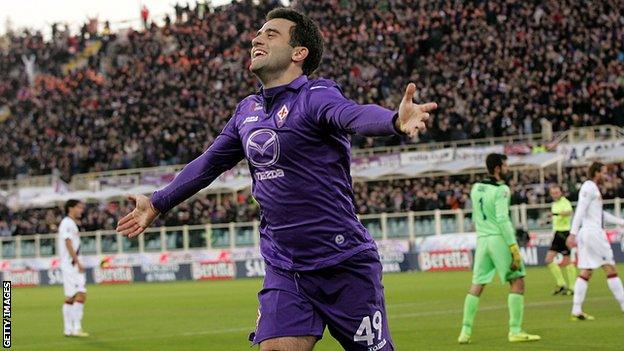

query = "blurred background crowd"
(1, 0), (623, 181)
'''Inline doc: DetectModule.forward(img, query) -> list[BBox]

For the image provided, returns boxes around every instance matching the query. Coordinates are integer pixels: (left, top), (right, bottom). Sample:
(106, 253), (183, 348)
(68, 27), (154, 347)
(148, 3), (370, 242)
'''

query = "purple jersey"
(151, 75), (401, 270)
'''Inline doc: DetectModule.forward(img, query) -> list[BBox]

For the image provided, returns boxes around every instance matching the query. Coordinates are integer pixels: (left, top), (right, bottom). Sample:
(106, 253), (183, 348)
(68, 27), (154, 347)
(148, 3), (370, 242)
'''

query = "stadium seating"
(1, 0), (623, 182)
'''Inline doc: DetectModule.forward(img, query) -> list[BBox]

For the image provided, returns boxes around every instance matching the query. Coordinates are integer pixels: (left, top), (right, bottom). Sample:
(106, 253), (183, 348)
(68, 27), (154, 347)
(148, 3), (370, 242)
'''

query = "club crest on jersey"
(276, 105), (289, 127)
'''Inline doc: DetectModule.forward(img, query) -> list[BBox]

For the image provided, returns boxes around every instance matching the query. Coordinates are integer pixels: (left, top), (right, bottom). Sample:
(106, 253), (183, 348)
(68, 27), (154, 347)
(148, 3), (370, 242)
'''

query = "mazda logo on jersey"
(246, 129), (280, 167)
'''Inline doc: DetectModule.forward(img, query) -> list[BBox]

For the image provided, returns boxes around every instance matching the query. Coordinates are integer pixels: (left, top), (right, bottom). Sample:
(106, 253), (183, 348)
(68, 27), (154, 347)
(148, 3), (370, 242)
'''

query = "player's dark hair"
(588, 162), (604, 179)
(485, 153), (507, 175)
(64, 199), (81, 215)
(266, 7), (323, 75)
(549, 184), (561, 191)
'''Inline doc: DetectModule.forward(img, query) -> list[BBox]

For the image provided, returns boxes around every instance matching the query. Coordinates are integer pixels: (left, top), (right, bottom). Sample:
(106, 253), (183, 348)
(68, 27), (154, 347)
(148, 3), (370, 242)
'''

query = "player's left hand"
(566, 234), (577, 248)
(397, 83), (437, 138)
(509, 243), (522, 271)
(116, 194), (160, 238)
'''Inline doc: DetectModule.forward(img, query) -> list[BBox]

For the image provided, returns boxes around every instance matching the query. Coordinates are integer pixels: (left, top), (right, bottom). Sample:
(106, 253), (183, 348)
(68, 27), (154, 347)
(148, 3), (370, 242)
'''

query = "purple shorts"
(250, 249), (394, 350)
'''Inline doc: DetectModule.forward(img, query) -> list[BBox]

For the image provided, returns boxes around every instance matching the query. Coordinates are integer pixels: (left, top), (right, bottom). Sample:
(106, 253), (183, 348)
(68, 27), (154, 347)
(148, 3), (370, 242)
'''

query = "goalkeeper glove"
(509, 243), (522, 271)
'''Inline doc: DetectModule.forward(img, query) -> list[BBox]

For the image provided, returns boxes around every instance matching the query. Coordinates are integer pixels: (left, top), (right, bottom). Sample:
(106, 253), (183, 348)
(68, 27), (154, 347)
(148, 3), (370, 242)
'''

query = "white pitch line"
(17, 296), (612, 349)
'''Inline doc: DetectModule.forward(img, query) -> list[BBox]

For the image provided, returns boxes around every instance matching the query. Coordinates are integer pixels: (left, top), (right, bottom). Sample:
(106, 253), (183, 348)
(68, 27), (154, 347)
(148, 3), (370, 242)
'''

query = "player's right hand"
(116, 194), (160, 238)
(509, 243), (522, 271)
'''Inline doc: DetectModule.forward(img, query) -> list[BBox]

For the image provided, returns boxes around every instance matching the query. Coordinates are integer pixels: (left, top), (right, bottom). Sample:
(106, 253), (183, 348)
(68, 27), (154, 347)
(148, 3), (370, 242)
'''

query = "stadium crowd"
(2, 163), (623, 236)
(1, 0), (624, 182)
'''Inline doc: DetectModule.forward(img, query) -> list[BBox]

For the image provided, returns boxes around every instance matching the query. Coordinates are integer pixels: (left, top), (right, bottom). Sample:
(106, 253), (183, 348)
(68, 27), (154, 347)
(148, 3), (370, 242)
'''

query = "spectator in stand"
(141, 5), (150, 29)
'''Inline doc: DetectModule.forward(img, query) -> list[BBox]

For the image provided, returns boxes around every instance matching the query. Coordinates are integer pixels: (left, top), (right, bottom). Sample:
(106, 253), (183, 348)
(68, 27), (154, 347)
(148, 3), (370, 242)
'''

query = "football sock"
(461, 294), (479, 335)
(606, 275), (624, 311)
(508, 293), (524, 334)
(572, 276), (588, 315)
(547, 262), (566, 287)
(565, 264), (577, 288)
(63, 303), (73, 335)
(73, 302), (84, 332)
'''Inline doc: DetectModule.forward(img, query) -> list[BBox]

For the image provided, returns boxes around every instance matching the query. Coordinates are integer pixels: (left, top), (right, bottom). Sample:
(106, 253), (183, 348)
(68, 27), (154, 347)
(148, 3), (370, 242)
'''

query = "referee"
(545, 185), (576, 295)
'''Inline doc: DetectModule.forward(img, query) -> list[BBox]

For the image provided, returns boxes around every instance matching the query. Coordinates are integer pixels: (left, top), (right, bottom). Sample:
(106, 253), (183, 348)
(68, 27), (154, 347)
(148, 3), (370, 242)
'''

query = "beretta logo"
(419, 250), (472, 272)
(3, 270), (40, 287)
(93, 266), (134, 284)
(192, 261), (235, 280)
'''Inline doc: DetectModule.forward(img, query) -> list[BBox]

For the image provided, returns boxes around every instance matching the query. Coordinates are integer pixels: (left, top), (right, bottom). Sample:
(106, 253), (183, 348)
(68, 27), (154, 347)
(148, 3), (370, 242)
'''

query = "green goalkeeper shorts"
(472, 235), (525, 285)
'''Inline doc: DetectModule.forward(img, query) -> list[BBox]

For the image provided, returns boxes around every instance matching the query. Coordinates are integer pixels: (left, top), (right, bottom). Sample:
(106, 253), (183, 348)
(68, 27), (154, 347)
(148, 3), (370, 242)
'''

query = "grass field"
(12, 264), (624, 350)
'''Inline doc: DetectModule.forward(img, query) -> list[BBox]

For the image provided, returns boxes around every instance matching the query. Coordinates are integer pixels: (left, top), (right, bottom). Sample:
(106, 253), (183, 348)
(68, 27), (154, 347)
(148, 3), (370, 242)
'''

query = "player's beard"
(500, 170), (512, 183)
(250, 49), (293, 83)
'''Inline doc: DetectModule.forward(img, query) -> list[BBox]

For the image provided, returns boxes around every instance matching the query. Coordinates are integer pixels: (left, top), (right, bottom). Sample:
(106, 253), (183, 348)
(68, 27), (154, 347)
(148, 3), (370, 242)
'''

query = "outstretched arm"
(116, 117), (244, 237)
(307, 82), (436, 137)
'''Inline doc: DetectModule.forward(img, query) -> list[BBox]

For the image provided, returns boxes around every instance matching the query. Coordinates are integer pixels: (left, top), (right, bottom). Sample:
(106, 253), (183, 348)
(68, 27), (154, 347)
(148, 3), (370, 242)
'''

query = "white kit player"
(58, 199), (89, 337)
(567, 162), (624, 320)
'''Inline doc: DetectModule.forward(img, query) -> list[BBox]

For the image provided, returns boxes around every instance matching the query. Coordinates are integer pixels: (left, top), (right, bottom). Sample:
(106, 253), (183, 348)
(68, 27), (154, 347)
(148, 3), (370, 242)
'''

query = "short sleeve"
(59, 221), (76, 240)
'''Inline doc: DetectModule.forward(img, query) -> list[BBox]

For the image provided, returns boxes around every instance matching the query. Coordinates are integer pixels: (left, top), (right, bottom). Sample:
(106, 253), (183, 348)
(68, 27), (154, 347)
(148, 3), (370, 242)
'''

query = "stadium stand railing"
(350, 124), (624, 157)
(0, 175), (58, 192)
(2, 198), (621, 259)
(1, 124), (620, 193)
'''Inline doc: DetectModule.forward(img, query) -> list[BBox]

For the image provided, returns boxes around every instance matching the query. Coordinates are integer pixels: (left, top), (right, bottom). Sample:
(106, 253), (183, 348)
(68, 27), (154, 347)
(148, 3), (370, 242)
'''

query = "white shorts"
(61, 264), (87, 297)
(576, 229), (615, 269)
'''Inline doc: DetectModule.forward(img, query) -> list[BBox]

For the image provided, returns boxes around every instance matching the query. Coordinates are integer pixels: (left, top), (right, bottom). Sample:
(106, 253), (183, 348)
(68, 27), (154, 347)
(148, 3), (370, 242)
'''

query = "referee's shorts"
(549, 230), (571, 256)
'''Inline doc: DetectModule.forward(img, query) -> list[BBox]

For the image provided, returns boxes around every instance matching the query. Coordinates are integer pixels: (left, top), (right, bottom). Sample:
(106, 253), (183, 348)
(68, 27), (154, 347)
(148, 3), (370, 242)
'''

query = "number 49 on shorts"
(353, 310), (388, 350)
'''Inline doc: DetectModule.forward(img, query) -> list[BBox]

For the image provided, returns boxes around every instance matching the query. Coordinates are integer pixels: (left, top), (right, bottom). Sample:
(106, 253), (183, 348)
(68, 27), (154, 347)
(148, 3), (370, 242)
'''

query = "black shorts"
(549, 231), (570, 255)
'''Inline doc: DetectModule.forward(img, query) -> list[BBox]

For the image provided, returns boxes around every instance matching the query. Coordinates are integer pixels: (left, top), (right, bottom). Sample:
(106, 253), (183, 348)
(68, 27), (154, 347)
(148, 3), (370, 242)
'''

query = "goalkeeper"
(458, 154), (541, 344)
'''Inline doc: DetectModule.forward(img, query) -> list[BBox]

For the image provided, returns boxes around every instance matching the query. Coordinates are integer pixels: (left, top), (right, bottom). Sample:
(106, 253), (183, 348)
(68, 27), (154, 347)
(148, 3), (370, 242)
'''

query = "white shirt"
(58, 216), (80, 269)
(571, 180), (624, 235)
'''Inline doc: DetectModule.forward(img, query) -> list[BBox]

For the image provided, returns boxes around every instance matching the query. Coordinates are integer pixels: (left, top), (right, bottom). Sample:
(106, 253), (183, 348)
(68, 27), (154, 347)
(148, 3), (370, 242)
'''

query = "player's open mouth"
(252, 49), (267, 60)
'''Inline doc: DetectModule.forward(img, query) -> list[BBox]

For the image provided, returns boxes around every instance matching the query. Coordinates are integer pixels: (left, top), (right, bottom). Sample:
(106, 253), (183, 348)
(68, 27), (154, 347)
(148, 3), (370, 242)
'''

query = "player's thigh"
(61, 267), (80, 298)
(545, 250), (557, 262)
(578, 232), (614, 269)
(74, 271), (87, 297)
(489, 236), (524, 283)
(301, 249), (394, 351)
(602, 264), (618, 276)
(472, 237), (497, 285)
(259, 336), (317, 351)
(251, 264), (324, 345)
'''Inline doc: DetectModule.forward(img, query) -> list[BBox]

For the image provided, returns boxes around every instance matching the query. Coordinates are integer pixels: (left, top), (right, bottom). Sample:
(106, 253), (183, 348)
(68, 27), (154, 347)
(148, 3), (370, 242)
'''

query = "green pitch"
(13, 265), (624, 350)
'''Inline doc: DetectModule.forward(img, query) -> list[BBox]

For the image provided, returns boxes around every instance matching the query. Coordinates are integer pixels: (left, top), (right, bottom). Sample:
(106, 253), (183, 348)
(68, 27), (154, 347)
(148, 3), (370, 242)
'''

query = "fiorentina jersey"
(151, 75), (401, 270)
